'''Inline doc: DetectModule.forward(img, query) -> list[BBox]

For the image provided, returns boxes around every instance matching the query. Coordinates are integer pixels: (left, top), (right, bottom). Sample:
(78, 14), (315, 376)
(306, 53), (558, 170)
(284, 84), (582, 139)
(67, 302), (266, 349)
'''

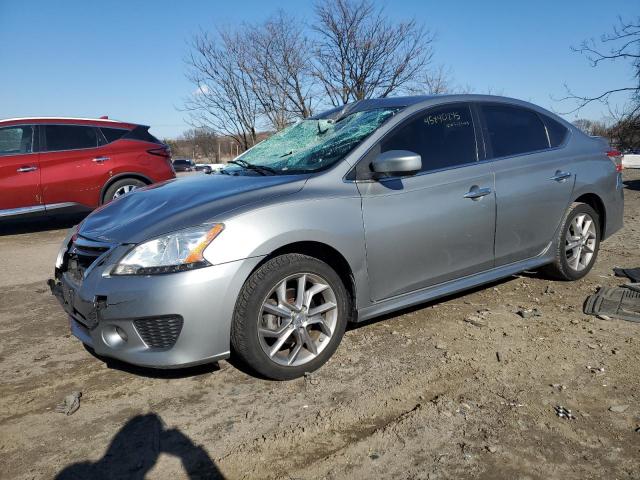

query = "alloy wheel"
(113, 184), (137, 199)
(565, 212), (597, 272)
(257, 273), (338, 367)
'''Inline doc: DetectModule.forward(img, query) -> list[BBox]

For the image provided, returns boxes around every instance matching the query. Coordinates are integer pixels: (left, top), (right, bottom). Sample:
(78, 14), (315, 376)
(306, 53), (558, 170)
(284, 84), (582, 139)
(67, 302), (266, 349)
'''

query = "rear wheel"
(543, 202), (600, 280)
(102, 178), (146, 204)
(231, 254), (351, 380)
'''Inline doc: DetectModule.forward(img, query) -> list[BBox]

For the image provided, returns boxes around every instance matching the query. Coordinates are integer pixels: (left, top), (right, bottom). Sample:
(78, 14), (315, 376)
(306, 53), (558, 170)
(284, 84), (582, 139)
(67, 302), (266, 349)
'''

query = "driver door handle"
(550, 171), (571, 182)
(464, 187), (492, 200)
(92, 156), (110, 163)
(16, 166), (38, 173)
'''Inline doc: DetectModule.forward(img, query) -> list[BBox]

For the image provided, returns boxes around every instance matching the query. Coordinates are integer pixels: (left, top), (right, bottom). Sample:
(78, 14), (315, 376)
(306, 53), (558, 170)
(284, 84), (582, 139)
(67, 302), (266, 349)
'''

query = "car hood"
(80, 174), (309, 244)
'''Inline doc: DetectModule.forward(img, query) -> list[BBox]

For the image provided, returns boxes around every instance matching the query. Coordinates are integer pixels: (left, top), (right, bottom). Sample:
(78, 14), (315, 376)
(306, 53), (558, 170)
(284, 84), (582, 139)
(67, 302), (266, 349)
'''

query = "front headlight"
(111, 224), (224, 275)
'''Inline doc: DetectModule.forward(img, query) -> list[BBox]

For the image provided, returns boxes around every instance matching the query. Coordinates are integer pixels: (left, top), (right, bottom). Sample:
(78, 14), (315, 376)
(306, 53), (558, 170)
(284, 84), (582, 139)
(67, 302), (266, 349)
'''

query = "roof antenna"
(99, 115), (109, 119)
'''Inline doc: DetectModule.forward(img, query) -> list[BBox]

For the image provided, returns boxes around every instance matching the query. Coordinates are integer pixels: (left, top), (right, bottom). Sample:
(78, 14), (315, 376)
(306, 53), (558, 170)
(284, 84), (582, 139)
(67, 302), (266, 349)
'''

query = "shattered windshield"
(224, 108), (398, 175)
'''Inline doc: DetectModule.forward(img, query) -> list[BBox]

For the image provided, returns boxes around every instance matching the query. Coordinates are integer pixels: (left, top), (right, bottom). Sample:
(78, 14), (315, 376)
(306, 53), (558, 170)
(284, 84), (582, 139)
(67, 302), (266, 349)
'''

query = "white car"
(622, 154), (640, 169)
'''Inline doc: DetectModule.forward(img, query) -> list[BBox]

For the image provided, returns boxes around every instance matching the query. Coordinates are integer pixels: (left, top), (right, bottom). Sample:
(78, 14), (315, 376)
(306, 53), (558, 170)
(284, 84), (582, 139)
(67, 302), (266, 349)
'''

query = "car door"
(39, 124), (109, 209)
(478, 103), (575, 266)
(0, 124), (43, 213)
(357, 103), (496, 302)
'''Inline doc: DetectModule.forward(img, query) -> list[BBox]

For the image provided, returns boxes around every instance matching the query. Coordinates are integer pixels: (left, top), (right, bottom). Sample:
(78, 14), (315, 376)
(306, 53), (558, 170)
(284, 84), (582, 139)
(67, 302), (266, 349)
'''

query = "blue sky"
(1, 0), (637, 138)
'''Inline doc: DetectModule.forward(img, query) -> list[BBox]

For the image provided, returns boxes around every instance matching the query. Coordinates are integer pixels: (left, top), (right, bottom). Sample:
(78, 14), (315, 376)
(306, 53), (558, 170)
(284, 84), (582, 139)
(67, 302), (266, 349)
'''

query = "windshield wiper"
(227, 159), (277, 176)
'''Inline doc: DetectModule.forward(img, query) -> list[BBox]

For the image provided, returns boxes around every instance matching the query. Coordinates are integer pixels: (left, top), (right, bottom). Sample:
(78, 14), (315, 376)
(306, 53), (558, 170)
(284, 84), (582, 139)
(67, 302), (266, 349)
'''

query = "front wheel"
(231, 254), (351, 380)
(543, 202), (600, 281)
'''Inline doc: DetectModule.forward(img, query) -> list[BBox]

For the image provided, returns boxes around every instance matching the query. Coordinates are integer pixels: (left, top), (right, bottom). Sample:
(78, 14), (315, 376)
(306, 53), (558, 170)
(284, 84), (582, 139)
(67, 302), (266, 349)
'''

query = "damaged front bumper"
(48, 234), (262, 369)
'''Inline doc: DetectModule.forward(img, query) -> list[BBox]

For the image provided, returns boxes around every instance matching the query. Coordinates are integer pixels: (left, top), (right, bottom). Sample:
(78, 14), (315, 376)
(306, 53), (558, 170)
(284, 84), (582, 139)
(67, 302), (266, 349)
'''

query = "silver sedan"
(50, 94), (624, 379)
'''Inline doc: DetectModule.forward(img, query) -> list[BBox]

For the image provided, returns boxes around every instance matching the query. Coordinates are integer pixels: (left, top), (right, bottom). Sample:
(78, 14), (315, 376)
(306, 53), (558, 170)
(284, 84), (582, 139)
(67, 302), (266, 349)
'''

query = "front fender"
(202, 194), (369, 304)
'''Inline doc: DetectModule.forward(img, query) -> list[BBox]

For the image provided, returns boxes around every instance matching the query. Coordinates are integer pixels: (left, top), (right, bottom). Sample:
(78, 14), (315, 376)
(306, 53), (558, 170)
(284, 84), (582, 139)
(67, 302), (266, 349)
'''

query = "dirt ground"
(1, 171), (639, 480)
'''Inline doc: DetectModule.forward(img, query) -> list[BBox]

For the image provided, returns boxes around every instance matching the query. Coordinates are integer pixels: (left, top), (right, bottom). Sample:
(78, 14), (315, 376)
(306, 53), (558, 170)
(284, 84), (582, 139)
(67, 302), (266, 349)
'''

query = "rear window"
(123, 125), (161, 144)
(173, 159), (191, 166)
(541, 115), (569, 147)
(481, 105), (549, 158)
(100, 127), (128, 144)
(44, 125), (98, 151)
(0, 125), (34, 155)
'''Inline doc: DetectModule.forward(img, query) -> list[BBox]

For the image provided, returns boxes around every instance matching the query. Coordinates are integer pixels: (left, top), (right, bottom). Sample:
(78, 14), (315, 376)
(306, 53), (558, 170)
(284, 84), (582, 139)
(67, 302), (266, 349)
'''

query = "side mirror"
(371, 150), (421, 176)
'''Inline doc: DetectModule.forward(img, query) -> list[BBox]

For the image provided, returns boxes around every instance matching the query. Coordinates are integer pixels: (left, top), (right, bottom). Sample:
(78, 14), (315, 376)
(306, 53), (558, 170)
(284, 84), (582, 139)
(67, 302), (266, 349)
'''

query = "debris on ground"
(609, 405), (629, 413)
(516, 307), (542, 319)
(623, 283), (640, 293)
(613, 267), (640, 283)
(304, 372), (320, 386)
(550, 384), (567, 391)
(587, 365), (605, 374)
(464, 309), (490, 327)
(554, 405), (576, 420)
(584, 286), (640, 323)
(55, 391), (82, 416)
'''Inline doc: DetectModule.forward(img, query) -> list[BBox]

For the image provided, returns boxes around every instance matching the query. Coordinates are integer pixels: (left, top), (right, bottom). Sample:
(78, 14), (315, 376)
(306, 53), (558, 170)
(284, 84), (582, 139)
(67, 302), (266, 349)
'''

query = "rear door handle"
(464, 186), (492, 200)
(550, 171), (571, 182)
(16, 166), (38, 173)
(92, 156), (110, 163)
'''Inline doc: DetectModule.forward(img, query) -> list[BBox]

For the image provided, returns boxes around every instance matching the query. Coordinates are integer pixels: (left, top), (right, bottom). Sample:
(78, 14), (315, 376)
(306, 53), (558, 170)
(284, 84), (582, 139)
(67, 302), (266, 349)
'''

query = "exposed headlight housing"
(111, 224), (224, 275)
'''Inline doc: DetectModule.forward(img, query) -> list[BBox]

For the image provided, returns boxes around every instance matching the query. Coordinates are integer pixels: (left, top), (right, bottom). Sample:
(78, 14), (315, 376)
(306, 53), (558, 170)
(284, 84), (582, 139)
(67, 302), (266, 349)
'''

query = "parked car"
(195, 163), (212, 174)
(0, 117), (175, 218)
(622, 153), (640, 169)
(49, 95), (624, 380)
(173, 158), (196, 172)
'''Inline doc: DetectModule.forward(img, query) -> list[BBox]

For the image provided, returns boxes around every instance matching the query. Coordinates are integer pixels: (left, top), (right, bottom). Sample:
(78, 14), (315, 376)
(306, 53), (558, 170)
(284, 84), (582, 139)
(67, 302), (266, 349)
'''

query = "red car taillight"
(607, 149), (623, 172)
(147, 146), (174, 173)
(147, 146), (171, 158)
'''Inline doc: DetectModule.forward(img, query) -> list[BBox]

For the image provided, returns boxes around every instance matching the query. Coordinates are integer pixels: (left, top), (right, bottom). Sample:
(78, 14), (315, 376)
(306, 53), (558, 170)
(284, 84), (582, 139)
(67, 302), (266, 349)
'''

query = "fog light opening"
(102, 325), (128, 348)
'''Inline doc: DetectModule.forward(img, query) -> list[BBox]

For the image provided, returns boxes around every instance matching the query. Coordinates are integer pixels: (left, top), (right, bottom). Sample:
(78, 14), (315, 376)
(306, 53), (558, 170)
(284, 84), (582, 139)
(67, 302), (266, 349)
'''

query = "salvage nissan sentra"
(49, 95), (624, 379)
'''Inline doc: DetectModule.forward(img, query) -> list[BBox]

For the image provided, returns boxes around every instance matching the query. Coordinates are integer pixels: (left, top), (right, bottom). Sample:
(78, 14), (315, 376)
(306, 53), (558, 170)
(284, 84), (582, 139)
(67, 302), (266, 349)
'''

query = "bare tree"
(419, 64), (455, 94)
(184, 29), (260, 150)
(312, 0), (434, 105)
(558, 16), (639, 121)
(247, 11), (316, 128)
(572, 118), (609, 137)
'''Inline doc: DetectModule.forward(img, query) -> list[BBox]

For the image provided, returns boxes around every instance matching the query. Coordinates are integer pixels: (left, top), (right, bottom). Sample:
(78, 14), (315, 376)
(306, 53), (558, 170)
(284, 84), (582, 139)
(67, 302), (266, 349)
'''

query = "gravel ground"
(1, 171), (639, 480)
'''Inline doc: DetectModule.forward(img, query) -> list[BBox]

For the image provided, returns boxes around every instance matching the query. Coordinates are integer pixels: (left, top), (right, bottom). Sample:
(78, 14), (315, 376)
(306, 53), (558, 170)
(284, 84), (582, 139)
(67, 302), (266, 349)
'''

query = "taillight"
(607, 149), (623, 172)
(147, 146), (171, 158)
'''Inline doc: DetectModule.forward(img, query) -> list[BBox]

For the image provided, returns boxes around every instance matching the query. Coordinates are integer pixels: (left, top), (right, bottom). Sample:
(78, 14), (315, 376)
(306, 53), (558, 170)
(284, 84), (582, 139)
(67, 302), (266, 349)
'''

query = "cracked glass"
(227, 108), (398, 174)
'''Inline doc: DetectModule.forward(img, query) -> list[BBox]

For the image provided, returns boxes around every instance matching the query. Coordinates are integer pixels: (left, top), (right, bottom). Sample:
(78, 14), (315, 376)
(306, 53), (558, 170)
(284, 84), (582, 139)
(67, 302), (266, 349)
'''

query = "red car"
(0, 117), (175, 218)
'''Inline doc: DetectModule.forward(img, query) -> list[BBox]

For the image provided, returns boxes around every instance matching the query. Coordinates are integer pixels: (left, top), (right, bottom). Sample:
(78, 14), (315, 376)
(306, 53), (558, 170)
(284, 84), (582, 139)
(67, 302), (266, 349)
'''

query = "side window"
(44, 125), (98, 151)
(380, 104), (477, 173)
(100, 127), (128, 144)
(0, 126), (34, 156)
(123, 125), (161, 144)
(540, 115), (569, 147)
(481, 105), (549, 158)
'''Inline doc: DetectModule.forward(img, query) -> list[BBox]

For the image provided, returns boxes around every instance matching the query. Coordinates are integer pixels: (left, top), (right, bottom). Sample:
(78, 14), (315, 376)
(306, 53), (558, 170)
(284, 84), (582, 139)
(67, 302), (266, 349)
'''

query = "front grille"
(133, 316), (184, 350)
(64, 236), (112, 281)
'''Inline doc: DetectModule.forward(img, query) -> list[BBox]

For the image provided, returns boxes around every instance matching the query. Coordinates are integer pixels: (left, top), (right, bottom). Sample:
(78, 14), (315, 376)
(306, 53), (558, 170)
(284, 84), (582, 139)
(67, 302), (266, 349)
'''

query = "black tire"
(231, 254), (351, 380)
(543, 202), (601, 281)
(102, 178), (147, 204)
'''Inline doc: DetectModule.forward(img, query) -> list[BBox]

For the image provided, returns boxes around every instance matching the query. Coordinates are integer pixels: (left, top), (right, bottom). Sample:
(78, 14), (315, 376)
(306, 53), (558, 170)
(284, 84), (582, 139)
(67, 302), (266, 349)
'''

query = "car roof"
(313, 94), (566, 124)
(0, 117), (137, 130)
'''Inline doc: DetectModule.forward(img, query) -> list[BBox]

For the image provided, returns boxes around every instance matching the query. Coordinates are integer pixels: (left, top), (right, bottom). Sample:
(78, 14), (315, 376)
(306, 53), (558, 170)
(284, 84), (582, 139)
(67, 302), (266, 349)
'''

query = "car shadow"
(0, 213), (88, 236)
(55, 413), (224, 479)
(623, 178), (640, 191)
